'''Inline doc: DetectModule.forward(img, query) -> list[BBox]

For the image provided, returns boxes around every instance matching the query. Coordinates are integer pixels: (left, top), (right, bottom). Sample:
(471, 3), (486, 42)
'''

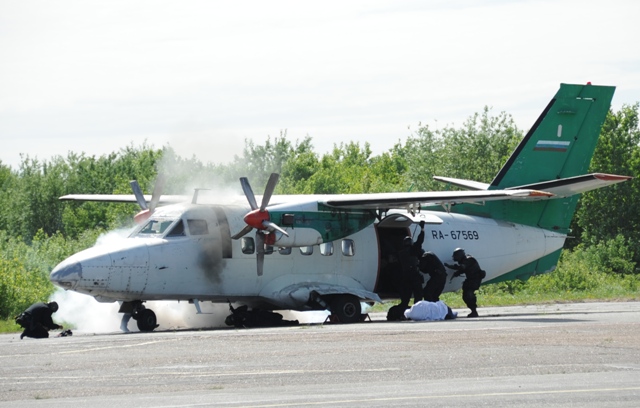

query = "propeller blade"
(149, 174), (166, 212)
(260, 173), (280, 211)
(256, 232), (265, 276)
(231, 224), (253, 240)
(238, 174), (281, 276)
(240, 177), (259, 210)
(262, 220), (289, 237)
(129, 180), (148, 210)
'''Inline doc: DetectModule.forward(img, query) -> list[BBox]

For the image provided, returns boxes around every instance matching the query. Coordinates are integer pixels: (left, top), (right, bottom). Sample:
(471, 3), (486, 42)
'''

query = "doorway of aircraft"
(375, 215), (416, 300)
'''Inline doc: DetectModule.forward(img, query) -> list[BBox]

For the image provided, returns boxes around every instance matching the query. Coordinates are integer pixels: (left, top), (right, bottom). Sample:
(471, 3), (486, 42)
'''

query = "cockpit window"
(134, 219), (176, 237)
(187, 219), (209, 235)
(166, 220), (186, 237)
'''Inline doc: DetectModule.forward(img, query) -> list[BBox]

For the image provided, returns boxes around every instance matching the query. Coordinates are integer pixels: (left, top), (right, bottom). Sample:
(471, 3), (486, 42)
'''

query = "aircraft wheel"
(330, 295), (361, 323)
(136, 309), (158, 332)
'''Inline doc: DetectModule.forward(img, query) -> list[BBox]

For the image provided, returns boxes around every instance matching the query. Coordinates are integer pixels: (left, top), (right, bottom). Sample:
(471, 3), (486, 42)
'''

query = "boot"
(467, 310), (479, 318)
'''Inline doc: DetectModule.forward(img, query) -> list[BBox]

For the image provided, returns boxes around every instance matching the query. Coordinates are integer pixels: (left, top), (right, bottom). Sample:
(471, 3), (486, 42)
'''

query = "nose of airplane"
(50, 258), (83, 289)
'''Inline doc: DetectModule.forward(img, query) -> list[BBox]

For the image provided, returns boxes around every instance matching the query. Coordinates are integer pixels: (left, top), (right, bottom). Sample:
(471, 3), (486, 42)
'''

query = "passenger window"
(300, 246), (314, 256)
(241, 237), (255, 254)
(187, 219), (209, 236)
(342, 239), (355, 256)
(166, 220), (186, 237)
(320, 242), (334, 256)
(278, 247), (292, 255)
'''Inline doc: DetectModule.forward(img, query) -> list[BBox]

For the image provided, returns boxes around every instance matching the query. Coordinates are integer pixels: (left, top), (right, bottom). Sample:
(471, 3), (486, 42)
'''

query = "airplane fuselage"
(50, 200), (566, 311)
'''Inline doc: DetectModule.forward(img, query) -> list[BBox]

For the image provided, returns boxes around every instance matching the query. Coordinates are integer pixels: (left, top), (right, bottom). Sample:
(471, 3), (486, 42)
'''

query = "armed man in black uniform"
(17, 301), (62, 339)
(387, 222), (427, 321)
(420, 251), (447, 302)
(445, 248), (485, 317)
(397, 222), (426, 306)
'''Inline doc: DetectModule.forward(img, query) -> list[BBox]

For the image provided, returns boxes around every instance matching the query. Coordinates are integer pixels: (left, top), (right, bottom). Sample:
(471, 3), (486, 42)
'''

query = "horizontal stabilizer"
(433, 173), (631, 198)
(508, 173), (631, 197)
(433, 176), (490, 191)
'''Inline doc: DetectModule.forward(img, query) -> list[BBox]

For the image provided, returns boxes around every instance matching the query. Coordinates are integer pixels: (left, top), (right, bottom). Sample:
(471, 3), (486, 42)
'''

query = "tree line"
(1, 104), (639, 319)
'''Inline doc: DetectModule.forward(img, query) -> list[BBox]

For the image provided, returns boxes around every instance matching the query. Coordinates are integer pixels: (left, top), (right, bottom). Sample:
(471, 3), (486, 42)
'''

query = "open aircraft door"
(374, 212), (443, 297)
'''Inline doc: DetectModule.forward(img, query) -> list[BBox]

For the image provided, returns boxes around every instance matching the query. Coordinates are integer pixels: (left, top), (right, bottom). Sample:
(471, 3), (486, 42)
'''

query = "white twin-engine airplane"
(50, 83), (630, 331)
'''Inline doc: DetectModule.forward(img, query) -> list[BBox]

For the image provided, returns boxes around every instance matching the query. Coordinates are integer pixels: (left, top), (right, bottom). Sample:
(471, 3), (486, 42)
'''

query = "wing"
(321, 189), (553, 210)
(59, 194), (188, 205)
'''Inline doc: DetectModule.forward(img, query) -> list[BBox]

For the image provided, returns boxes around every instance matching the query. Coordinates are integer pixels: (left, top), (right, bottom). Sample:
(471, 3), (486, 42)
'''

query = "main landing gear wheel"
(330, 295), (362, 323)
(136, 309), (158, 332)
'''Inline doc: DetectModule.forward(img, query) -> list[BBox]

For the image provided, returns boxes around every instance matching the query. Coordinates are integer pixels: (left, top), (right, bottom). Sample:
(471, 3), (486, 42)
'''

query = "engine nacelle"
(266, 228), (323, 247)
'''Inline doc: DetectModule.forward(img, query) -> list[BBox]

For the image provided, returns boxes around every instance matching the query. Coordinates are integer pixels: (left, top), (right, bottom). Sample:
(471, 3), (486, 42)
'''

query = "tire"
(136, 309), (158, 332)
(330, 295), (362, 323)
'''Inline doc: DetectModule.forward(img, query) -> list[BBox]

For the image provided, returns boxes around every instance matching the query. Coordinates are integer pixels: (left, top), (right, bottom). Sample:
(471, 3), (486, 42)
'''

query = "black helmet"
(402, 236), (413, 247)
(452, 248), (466, 262)
(47, 301), (59, 312)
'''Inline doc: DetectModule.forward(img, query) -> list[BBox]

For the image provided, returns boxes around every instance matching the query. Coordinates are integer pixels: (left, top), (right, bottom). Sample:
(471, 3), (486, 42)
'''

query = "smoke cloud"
(50, 289), (331, 334)
(49, 289), (234, 333)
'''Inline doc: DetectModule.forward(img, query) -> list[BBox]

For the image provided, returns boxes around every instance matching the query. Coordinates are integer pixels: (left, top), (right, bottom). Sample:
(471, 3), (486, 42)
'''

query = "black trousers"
(423, 273), (446, 302)
(462, 278), (482, 311)
(22, 323), (49, 339)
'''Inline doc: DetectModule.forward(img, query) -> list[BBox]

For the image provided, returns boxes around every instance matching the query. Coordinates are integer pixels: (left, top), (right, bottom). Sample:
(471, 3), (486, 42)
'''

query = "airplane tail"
(453, 83), (616, 232)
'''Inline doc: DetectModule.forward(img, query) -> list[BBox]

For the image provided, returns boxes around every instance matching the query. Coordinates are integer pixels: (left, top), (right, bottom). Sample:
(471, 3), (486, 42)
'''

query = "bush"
(0, 257), (53, 319)
(0, 228), (102, 319)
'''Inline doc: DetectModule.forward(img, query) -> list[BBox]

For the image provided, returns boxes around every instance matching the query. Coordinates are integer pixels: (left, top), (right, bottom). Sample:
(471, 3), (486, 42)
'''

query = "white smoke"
(50, 290), (122, 333)
(50, 288), (331, 334)
(94, 226), (136, 244)
(50, 289), (238, 333)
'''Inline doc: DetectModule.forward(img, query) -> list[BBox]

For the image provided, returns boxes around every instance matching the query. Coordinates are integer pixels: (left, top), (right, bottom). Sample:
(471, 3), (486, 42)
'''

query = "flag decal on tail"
(534, 140), (570, 152)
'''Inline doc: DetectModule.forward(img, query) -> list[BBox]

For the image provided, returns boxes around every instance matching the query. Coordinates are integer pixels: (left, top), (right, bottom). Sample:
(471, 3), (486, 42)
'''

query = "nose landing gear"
(134, 307), (158, 332)
(121, 301), (159, 332)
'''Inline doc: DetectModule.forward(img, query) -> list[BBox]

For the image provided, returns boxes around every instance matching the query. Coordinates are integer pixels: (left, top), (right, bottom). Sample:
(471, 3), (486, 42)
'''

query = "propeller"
(130, 174), (166, 224)
(232, 173), (288, 276)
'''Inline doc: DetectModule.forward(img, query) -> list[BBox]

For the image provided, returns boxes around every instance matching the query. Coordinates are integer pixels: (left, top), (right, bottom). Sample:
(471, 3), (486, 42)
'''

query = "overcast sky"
(1, 0), (639, 170)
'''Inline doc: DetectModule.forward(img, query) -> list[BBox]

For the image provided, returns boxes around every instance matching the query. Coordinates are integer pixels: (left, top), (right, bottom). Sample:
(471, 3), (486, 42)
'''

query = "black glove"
(419, 220), (425, 228)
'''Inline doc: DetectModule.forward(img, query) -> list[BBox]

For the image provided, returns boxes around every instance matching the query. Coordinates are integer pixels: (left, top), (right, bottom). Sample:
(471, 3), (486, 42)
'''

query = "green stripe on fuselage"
(270, 206), (377, 242)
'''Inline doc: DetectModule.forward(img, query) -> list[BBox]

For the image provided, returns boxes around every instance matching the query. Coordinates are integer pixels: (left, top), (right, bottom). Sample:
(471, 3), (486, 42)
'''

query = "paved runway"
(2, 302), (640, 407)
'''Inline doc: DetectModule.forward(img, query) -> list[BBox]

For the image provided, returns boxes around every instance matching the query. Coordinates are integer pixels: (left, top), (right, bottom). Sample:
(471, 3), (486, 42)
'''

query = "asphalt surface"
(2, 302), (640, 407)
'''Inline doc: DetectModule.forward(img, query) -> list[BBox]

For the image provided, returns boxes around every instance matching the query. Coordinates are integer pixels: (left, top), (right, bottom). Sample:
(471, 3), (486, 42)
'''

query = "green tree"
(279, 137), (320, 193)
(298, 142), (375, 194)
(574, 104), (640, 262)
(218, 132), (297, 191)
(402, 108), (522, 191)
(368, 146), (409, 193)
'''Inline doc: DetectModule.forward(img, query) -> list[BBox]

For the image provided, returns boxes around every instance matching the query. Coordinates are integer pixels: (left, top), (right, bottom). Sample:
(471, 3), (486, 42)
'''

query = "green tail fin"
(457, 83), (615, 232)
